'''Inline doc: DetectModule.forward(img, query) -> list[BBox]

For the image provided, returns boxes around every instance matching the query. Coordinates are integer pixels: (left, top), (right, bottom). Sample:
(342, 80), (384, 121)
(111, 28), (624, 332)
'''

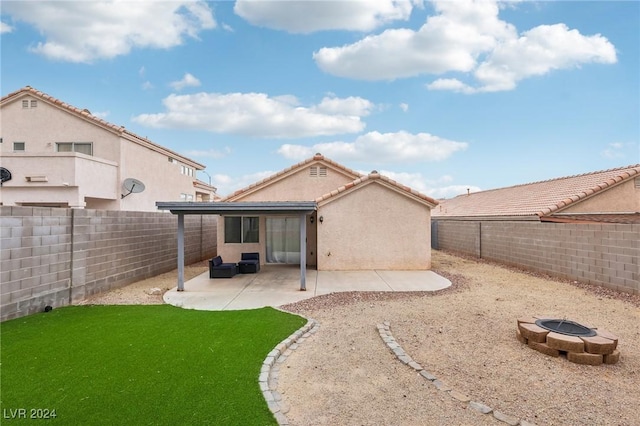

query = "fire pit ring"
(516, 316), (620, 365)
(535, 318), (597, 337)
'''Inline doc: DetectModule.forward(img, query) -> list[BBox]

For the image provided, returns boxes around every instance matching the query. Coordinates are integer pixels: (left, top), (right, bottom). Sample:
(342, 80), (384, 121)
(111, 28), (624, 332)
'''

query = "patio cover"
(156, 201), (317, 291)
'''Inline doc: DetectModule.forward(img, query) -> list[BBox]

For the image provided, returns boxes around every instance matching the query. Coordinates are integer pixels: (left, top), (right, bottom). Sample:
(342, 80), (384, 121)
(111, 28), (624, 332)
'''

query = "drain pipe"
(68, 208), (75, 304)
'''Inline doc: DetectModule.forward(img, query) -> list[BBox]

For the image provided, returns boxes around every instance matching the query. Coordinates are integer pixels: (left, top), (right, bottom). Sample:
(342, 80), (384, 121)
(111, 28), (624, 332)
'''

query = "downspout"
(177, 213), (185, 291)
(299, 213), (307, 291)
(68, 208), (75, 304)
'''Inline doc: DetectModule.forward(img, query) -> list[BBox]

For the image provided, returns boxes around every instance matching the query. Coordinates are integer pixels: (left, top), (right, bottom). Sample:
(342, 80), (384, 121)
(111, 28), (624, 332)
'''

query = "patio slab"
(164, 265), (451, 311)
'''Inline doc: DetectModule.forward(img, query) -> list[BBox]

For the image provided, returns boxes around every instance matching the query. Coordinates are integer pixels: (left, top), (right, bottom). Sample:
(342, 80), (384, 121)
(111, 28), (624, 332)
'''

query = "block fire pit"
(517, 316), (620, 365)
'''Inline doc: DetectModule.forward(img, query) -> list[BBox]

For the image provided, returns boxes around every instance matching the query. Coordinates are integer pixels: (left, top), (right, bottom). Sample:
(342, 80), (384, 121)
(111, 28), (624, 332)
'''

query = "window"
(180, 193), (194, 201)
(13, 142), (25, 152)
(224, 216), (259, 243)
(181, 165), (194, 177)
(22, 100), (29, 108)
(56, 142), (93, 155)
(30, 100), (37, 108)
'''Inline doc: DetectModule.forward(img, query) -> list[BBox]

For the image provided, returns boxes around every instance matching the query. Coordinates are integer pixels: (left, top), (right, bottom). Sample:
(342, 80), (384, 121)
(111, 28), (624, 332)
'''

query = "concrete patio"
(164, 265), (451, 311)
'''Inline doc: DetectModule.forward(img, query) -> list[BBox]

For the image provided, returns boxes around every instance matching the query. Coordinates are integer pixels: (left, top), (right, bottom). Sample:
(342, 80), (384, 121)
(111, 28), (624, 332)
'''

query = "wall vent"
(26, 176), (48, 183)
(635, 177), (640, 189)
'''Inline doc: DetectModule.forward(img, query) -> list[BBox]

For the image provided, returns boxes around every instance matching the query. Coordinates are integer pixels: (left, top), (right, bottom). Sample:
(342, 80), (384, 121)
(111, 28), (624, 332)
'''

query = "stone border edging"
(377, 321), (537, 426)
(260, 314), (319, 425)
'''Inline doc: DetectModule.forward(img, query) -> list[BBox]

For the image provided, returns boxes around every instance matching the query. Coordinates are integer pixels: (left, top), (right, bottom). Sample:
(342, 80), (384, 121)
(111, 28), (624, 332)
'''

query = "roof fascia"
(432, 215), (540, 221)
(317, 177), (437, 209)
(156, 201), (317, 215)
(224, 156), (362, 201)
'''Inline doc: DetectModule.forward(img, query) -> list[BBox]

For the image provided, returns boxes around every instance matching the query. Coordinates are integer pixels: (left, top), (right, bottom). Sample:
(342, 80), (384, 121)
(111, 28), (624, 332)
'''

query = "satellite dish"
(0, 167), (11, 186)
(121, 178), (146, 199)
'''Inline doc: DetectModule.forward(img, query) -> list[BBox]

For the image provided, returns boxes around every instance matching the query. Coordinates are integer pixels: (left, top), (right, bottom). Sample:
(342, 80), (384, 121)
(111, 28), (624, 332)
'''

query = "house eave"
(156, 201), (317, 216)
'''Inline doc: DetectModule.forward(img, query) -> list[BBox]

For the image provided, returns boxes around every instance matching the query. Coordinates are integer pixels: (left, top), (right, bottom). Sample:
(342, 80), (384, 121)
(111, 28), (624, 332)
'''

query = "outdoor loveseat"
(209, 256), (237, 278)
(238, 252), (260, 274)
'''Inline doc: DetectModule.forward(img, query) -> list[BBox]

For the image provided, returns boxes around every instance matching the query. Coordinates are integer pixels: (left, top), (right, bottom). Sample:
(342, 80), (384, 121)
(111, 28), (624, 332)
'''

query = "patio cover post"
(299, 213), (307, 291)
(177, 213), (185, 291)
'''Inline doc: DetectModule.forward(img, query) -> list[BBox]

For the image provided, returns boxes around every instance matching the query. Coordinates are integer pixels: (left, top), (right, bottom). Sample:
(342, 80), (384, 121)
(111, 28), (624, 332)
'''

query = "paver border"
(377, 321), (537, 426)
(260, 311), (319, 425)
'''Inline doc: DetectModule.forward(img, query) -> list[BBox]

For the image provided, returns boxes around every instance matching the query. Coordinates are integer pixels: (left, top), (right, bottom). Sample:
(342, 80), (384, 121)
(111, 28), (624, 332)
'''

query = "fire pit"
(517, 316), (620, 365)
(535, 318), (597, 337)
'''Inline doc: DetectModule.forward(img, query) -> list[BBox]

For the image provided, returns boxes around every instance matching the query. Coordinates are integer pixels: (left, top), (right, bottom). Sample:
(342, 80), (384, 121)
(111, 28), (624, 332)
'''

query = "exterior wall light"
(310, 216), (314, 224)
(319, 216), (324, 223)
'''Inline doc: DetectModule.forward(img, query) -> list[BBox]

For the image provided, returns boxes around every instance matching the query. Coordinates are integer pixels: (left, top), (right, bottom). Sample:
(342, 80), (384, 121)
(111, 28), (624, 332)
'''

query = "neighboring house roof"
(433, 165), (640, 219)
(1, 86), (205, 170)
(222, 153), (363, 201)
(315, 171), (438, 208)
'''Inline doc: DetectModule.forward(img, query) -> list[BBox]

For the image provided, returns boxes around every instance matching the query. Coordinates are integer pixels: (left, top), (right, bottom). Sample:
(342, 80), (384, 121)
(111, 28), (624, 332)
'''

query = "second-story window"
(56, 142), (93, 156)
(181, 165), (194, 177)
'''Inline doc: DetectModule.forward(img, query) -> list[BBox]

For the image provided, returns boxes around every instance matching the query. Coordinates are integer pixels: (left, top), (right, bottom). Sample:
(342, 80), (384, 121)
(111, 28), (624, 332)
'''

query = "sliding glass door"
(266, 217), (300, 264)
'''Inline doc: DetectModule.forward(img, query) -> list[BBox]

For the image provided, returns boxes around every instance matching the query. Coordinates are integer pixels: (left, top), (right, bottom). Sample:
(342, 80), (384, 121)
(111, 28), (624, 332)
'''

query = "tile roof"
(315, 170), (439, 207)
(221, 153), (363, 201)
(433, 165), (640, 218)
(1, 86), (205, 169)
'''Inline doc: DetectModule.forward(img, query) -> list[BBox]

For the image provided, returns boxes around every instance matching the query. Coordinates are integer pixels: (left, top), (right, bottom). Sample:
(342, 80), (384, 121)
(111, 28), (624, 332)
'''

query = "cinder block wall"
(1, 206), (217, 321)
(434, 220), (639, 295)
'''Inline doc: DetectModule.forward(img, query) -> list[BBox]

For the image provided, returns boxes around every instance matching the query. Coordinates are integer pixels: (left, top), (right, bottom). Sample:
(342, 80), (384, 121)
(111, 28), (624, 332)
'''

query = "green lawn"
(1, 305), (306, 425)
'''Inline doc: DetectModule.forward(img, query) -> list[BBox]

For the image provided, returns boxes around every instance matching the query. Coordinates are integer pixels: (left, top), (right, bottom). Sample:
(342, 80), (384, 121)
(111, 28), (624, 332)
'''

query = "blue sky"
(2, 1), (638, 198)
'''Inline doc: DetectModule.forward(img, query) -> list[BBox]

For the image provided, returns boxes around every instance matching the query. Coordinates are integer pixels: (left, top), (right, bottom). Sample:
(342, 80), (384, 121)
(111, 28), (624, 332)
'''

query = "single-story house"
(158, 154), (438, 290)
(431, 164), (640, 295)
(219, 154), (438, 271)
(433, 164), (640, 223)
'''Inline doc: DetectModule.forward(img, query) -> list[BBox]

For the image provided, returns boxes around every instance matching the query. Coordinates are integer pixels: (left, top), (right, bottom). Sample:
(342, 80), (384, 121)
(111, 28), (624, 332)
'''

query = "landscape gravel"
(84, 252), (640, 426)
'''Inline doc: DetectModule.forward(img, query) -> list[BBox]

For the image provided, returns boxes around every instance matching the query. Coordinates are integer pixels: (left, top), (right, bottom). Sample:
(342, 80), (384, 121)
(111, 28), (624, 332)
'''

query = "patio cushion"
(239, 252), (260, 273)
(209, 256), (237, 278)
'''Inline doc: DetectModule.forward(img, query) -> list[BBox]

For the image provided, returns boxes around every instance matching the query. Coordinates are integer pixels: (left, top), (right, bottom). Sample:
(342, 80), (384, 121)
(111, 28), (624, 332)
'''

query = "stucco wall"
(230, 164), (357, 202)
(562, 179), (640, 213)
(318, 182), (431, 270)
(433, 219), (639, 295)
(1, 93), (205, 211)
(0, 206), (217, 321)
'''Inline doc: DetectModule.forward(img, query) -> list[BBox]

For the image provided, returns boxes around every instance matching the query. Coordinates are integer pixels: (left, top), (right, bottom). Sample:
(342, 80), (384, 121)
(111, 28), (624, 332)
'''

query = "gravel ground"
(83, 252), (640, 426)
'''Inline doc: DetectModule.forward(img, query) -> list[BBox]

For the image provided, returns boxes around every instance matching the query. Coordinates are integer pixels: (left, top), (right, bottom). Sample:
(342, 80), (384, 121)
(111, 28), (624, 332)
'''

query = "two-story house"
(0, 86), (216, 211)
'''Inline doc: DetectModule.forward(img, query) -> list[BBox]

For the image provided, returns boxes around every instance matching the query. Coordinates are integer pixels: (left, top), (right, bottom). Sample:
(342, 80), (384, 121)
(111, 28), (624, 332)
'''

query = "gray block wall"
(1, 206), (217, 321)
(434, 220), (639, 295)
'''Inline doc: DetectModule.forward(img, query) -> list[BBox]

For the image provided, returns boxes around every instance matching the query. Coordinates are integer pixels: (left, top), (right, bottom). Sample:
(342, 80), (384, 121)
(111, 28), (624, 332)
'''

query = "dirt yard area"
(83, 251), (639, 425)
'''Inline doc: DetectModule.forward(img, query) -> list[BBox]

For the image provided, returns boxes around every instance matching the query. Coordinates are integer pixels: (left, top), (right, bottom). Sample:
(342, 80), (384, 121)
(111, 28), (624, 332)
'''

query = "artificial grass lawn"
(1, 305), (306, 425)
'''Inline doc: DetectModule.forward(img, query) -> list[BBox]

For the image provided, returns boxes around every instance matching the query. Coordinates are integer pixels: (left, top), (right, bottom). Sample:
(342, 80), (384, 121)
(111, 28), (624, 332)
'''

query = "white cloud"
(314, 0), (616, 92)
(314, 0), (514, 80)
(142, 81), (154, 90)
(213, 170), (275, 198)
(234, 0), (421, 33)
(601, 142), (637, 160)
(2, 1), (216, 63)
(170, 73), (201, 91)
(278, 130), (468, 163)
(354, 169), (480, 199)
(1, 21), (13, 33)
(92, 110), (110, 119)
(132, 92), (371, 138)
(399, 103), (409, 112)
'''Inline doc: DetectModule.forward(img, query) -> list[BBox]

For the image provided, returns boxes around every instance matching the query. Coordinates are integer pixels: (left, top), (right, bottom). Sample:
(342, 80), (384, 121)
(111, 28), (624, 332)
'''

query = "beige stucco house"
(216, 154), (439, 271)
(0, 86), (216, 211)
(433, 164), (640, 223)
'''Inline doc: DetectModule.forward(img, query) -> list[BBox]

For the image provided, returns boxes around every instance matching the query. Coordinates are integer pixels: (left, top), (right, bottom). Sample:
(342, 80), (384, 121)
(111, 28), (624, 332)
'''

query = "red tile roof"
(1, 86), (205, 169)
(433, 165), (640, 219)
(315, 170), (438, 207)
(221, 154), (362, 201)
